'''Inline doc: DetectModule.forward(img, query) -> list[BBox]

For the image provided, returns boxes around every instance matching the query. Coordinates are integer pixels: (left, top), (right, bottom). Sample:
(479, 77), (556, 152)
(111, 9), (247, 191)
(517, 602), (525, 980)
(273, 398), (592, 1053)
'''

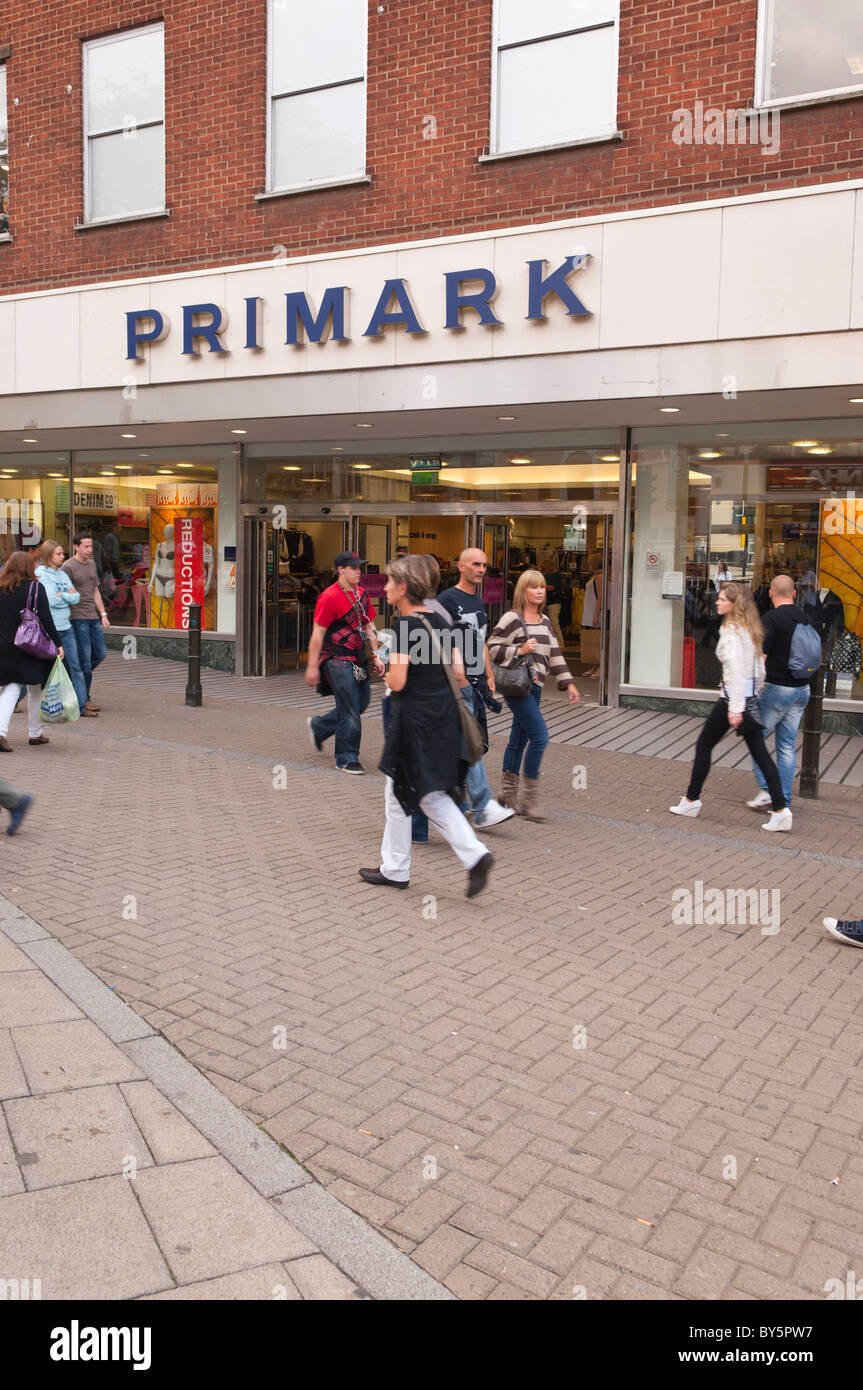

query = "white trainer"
(474, 799), (516, 829)
(762, 808), (792, 833)
(746, 791), (772, 810)
(669, 797), (702, 817)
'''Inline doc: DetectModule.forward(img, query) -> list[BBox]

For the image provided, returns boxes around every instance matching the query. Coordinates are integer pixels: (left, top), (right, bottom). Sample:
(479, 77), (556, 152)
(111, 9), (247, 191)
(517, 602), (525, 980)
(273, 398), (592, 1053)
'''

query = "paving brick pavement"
(2, 664), (863, 1300)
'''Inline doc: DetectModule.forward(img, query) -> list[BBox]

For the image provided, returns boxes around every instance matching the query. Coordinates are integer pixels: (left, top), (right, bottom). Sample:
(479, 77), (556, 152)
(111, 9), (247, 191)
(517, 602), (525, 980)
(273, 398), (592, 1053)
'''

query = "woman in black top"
(359, 554), (493, 899)
(0, 550), (62, 751)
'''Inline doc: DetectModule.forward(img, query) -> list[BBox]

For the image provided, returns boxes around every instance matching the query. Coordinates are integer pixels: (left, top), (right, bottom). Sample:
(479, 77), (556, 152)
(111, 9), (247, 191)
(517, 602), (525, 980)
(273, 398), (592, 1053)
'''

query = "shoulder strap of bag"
(416, 615), (462, 706)
(27, 581), (38, 612)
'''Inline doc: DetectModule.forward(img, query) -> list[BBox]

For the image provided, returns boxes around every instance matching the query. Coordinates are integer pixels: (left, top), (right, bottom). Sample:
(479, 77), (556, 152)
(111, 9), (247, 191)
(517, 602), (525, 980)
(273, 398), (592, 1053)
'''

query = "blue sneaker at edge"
(7, 794), (33, 836)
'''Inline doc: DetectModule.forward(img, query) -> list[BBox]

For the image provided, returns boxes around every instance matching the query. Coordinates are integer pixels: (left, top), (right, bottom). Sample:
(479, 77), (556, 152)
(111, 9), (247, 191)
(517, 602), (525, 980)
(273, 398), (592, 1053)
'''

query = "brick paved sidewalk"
(2, 669), (862, 1300)
(0, 908), (449, 1300)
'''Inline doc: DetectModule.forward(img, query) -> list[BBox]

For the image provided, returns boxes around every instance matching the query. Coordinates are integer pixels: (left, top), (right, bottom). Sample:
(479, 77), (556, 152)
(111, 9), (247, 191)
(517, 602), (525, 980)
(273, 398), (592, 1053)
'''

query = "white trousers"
(380, 777), (488, 882)
(0, 683), (42, 738)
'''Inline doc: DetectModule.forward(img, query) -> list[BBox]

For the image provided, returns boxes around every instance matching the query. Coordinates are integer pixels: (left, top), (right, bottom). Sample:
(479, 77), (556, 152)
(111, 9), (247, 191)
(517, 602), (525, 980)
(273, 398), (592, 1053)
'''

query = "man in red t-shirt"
(305, 552), (385, 774)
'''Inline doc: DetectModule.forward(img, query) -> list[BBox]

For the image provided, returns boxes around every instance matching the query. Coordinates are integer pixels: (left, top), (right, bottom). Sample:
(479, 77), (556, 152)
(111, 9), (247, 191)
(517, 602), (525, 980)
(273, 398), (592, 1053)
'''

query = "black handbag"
(491, 614), (533, 698)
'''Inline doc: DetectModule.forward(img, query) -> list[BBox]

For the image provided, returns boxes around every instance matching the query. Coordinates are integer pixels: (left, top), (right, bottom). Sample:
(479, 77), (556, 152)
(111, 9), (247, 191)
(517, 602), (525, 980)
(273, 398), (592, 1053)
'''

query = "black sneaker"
(466, 851), (493, 899)
(307, 716), (323, 752)
(823, 917), (863, 948)
(339, 761), (365, 775)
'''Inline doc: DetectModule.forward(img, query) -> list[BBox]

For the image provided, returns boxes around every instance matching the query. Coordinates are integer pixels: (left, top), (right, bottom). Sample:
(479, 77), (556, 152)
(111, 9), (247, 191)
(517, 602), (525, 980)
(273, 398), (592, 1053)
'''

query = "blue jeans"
(502, 684), (548, 780)
(311, 659), (371, 767)
(70, 618), (107, 701)
(752, 682), (810, 808)
(58, 624), (87, 713)
(461, 685), (492, 815)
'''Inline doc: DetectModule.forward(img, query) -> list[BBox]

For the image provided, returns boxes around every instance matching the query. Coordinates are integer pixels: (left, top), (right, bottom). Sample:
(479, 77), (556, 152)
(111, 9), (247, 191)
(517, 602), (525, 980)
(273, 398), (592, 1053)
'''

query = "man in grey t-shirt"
(61, 533), (111, 715)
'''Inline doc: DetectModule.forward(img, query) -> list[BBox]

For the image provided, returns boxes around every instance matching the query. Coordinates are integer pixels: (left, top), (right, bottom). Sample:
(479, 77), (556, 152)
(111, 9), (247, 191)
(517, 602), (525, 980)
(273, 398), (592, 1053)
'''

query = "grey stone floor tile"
(0, 972), (82, 1028)
(0, 1176), (174, 1299)
(142, 1263), (301, 1300)
(120, 1081), (216, 1164)
(285, 1253), (367, 1300)
(0, 1109), (25, 1196)
(12, 1018), (144, 1095)
(0, 1029), (27, 1101)
(0, 936), (36, 972)
(133, 1155), (317, 1284)
(4, 1085), (154, 1190)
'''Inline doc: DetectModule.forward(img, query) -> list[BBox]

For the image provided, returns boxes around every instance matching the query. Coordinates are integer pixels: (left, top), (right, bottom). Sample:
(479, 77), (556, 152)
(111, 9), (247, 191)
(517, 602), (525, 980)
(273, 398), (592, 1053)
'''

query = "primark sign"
(125, 256), (592, 360)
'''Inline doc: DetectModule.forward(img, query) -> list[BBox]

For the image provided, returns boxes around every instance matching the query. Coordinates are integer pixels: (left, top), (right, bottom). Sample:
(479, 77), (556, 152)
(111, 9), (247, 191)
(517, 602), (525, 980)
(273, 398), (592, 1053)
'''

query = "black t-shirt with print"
(437, 586), (487, 684)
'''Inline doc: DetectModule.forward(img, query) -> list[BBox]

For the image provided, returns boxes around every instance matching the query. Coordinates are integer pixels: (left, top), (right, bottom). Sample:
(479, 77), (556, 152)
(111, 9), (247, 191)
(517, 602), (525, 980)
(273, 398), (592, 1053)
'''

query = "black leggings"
(686, 698), (784, 810)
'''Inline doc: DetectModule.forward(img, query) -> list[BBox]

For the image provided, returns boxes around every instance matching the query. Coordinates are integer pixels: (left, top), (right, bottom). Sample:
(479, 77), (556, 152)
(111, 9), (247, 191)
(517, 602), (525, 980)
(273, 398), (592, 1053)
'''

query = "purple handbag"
(14, 582), (58, 660)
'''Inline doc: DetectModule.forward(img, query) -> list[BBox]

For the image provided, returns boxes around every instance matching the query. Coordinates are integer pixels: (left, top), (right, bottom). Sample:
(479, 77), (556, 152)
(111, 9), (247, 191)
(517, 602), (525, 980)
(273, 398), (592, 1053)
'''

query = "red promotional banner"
(174, 515), (205, 630)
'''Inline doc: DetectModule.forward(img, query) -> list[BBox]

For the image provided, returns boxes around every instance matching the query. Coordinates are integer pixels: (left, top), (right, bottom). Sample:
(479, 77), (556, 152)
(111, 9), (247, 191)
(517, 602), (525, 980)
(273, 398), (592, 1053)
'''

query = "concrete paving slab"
(0, 911), (48, 941)
(120, 1080), (216, 1164)
(0, 936), (36, 972)
(142, 1262), (301, 1300)
(121, 1035), (310, 1197)
(0, 1175), (173, 1299)
(4, 1084), (154, 1190)
(285, 1253), (368, 1300)
(132, 1155), (317, 1284)
(0, 971), (83, 1028)
(12, 1018), (145, 1095)
(0, 1029), (28, 1101)
(19, 939), (156, 1045)
(0, 1108), (25, 1196)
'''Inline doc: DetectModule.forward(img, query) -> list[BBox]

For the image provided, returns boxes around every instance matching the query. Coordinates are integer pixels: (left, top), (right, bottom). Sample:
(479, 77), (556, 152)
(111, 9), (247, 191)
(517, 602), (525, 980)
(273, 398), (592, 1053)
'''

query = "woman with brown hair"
(670, 582), (789, 831)
(488, 568), (580, 822)
(0, 550), (63, 750)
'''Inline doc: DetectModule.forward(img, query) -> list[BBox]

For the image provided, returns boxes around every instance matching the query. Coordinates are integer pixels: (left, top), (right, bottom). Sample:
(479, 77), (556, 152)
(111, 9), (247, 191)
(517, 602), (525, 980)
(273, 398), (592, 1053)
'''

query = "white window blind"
(268, 0), (366, 192)
(84, 24), (165, 223)
(492, 0), (619, 155)
(0, 67), (8, 233)
(757, 0), (863, 106)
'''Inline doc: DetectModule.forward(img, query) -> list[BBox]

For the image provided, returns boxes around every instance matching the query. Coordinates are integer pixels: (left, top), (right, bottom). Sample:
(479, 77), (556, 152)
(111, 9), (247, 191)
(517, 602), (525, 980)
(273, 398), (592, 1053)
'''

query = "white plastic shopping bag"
(40, 658), (81, 724)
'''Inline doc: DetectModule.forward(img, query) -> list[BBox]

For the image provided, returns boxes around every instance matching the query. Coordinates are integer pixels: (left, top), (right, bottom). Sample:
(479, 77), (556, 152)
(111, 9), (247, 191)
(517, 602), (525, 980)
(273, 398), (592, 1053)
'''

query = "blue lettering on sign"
(244, 297), (263, 350)
(443, 268), (501, 330)
(125, 309), (168, 361)
(363, 278), (426, 337)
(526, 256), (592, 321)
(285, 287), (348, 346)
(182, 303), (228, 355)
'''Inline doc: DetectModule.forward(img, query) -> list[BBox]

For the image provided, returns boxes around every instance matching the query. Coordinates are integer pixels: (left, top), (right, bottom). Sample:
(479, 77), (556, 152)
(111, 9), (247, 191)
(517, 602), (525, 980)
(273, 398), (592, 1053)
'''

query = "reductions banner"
(174, 516), (205, 631)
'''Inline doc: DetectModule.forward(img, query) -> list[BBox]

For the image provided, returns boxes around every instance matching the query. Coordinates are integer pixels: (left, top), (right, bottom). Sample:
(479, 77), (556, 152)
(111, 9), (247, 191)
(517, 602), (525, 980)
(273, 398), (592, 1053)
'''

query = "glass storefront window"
(71, 447), (237, 633)
(0, 453), (71, 561)
(625, 422), (863, 701)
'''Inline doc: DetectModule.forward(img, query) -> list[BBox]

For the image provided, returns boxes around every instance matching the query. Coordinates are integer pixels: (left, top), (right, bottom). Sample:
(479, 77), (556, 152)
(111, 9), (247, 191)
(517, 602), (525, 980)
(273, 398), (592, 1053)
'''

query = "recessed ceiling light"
(100, 470), (116, 476)
(47, 473), (64, 478)
(509, 456), (532, 464)
(716, 433), (730, 437)
(599, 454), (620, 463)
(698, 450), (722, 459)
(808, 447), (832, 455)
(22, 438), (38, 443)
(282, 466), (301, 471)
(157, 469), (174, 475)
(332, 447), (344, 452)
(115, 465), (132, 471)
(659, 407), (680, 414)
(354, 423), (374, 429)
(120, 433), (136, 439)
(231, 429), (247, 435)
(177, 463), (195, 469)
(497, 415), (516, 421)
(791, 440), (819, 448)
(849, 398), (863, 404)
(353, 464), (372, 470)
(1, 469), (18, 474)
(138, 452), (150, 458)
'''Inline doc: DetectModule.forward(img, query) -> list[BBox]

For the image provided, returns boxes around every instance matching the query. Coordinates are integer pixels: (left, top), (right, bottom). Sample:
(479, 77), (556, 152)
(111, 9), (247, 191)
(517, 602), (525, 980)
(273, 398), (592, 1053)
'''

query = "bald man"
(746, 573), (816, 815)
(437, 549), (515, 829)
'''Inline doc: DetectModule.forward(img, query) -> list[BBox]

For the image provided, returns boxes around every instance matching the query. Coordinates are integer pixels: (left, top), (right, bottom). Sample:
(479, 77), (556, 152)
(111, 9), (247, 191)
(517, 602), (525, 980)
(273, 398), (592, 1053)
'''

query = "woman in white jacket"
(670, 584), (790, 832)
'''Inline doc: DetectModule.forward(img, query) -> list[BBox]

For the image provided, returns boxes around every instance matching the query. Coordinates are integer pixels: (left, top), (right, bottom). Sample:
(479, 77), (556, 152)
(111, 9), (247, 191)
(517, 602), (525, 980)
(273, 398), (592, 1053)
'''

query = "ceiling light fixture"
(120, 433), (136, 439)
(47, 473), (64, 478)
(355, 423), (374, 429)
(497, 415), (516, 421)
(808, 447), (833, 455)
(21, 438), (38, 443)
(791, 440), (819, 448)
(599, 454), (620, 462)
(353, 464), (372, 470)
(849, 397), (863, 404)
(698, 450), (722, 459)
(659, 407), (680, 414)
(282, 466), (301, 471)
(231, 429), (247, 435)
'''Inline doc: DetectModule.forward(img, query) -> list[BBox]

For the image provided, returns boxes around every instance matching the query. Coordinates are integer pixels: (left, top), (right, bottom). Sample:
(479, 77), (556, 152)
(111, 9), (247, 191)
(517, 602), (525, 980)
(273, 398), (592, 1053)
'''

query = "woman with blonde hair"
(488, 568), (579, 822)
(670, 583), (790, 831)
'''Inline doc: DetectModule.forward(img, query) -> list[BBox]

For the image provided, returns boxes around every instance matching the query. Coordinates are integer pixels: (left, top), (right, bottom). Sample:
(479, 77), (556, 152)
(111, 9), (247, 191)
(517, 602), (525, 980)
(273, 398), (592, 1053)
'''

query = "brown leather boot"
(499, 769), (520, 811)
(519, 775), (546, 822)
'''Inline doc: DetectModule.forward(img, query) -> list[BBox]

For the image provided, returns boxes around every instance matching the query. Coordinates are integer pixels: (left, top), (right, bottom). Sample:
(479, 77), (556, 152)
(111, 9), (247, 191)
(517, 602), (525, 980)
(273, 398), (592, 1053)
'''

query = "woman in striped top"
(488, 570), (580, 821)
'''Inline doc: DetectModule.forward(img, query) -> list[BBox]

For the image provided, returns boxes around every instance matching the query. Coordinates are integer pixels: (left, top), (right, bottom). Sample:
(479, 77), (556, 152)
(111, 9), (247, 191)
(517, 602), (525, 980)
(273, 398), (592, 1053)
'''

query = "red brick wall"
(1, 0), (860, 293)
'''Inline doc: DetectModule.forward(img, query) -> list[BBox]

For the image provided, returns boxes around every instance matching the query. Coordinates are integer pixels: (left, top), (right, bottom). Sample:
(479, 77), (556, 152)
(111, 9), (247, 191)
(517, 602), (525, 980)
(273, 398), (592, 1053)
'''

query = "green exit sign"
(411, 470), (439, 485)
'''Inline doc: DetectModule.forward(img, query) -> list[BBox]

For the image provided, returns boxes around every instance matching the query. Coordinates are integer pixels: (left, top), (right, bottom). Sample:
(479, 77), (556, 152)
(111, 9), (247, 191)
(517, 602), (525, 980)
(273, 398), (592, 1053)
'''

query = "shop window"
(83, 24), (165, 224)
(626, 426), (863, 702)
(267, 0), (366, 192)
(491, 0), (619, 155)
(756, 0), (863, 107)
(0, 456), (70, 560)
(71, 450), (236, 634)
(0, 65), (8, 235)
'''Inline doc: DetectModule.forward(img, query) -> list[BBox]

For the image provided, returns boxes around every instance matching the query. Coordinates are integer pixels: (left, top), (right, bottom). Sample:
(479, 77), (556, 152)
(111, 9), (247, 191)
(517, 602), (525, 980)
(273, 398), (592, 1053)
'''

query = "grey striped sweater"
(488, 610), (575, 690)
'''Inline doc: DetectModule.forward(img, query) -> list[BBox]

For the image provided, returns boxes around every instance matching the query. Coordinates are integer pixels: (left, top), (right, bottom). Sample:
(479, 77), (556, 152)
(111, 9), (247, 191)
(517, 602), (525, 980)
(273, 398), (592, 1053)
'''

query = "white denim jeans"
(0, 682), (42, 739)
(380, 777), (488, 882)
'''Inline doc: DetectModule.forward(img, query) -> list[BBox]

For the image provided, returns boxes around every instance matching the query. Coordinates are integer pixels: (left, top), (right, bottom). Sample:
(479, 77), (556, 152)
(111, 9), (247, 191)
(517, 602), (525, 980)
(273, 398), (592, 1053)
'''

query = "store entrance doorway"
(242, 515), (348, 676)
(479, 510), (616, 704)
